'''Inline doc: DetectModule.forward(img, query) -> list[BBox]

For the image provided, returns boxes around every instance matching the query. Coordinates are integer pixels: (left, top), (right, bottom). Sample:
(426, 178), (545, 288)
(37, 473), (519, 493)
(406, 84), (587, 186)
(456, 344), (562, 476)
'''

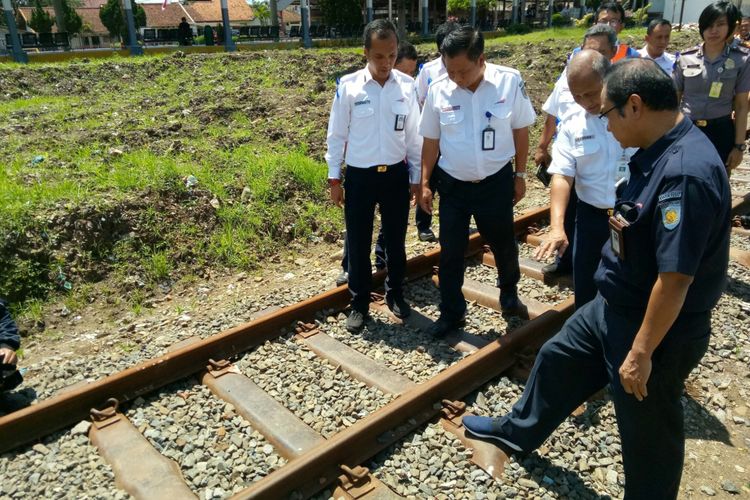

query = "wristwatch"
(328, 178), (341, 186)
(734, 143), (747, 152)
(514, 171), (527, 179)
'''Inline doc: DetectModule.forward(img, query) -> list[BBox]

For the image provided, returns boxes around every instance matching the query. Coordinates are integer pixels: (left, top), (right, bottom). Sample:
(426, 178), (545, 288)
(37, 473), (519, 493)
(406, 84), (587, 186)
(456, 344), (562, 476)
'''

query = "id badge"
(615, 160), (630, 183)
(394, 114), (405, 131)
(608, 216), (628, 260)
(482, 127), (495, 151)
(709, 81), (723, 98)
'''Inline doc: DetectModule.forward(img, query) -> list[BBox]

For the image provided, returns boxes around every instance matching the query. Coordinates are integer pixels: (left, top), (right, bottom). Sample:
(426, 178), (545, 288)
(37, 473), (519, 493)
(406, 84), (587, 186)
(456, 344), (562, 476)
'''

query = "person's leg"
(604, 309), (711, 500)
(463, 296), (609, 451)
(378, 164), (410, 301)
(572, 201), (610, 308)
(374, 223), (387, 271)
(344, 168), (377, 313)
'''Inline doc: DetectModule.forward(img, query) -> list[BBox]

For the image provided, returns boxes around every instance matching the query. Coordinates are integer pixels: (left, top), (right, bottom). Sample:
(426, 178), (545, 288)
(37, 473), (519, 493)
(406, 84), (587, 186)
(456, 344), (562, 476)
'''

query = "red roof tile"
(184, 0), (254, 24)
(19, 6), (109, 34)
(141, 2), (191, 28)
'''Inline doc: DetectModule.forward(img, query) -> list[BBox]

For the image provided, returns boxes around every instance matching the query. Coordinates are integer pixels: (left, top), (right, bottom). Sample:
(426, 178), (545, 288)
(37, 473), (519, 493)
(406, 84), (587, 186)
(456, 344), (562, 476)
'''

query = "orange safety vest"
(612, 43), (630, 62)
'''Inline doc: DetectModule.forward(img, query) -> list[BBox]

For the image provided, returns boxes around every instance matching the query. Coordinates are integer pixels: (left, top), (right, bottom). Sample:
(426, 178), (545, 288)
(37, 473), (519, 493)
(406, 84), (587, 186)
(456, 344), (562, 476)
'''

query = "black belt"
(438, 162), (510, 185)
(349, 161), (405, 173)
(579, 200), (614, 217)
(693, 115), (732, 127)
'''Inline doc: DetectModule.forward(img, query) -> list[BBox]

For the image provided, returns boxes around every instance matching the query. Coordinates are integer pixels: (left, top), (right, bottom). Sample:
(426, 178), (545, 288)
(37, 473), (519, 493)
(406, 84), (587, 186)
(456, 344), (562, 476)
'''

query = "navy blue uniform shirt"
(594, 117), (730, 313)
(0, 299), (20, 351)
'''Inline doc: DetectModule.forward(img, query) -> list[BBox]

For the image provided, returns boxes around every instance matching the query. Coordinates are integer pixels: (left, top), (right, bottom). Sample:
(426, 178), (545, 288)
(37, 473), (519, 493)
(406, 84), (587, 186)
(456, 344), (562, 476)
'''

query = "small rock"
(517, 478), (538, 489)
(721, 481), (740, 494)
(33, 443), (50, 455)
(262, 444), (274, 455)
(108, 147), (124, 157)
(241, 187), (252, 202)
(700, 485), (716, 496)
(71, 420), (91, 436)
(209, 198), (221, 210)
(606, 469), (618, 484)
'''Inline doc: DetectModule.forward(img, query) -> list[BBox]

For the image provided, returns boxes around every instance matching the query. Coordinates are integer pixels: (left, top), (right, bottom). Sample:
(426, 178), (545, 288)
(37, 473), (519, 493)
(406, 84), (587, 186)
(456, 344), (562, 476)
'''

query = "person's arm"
(420, 138), (440, 214)
(405, 85), (423, 201)
(512, 127), (529, 204)
(0, 300), (20, 365)
(535, 174), (573, 260)
(535, 113), (557, 166)
(619, 272), (694, 401)
(728, 91), (749, 170)
(325, 81), (350, 207)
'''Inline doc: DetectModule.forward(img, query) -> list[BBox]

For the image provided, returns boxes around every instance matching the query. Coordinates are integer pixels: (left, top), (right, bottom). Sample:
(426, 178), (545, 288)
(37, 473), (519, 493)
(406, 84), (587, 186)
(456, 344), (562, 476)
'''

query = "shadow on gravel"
(683, 394), (732, 445)
(725, 273), (750, 301)
(517, 453), (613, 499)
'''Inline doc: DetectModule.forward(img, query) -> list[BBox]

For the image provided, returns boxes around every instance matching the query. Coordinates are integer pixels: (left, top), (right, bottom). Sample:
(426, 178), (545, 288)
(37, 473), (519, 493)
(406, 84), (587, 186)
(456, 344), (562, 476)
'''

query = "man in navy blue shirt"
(0, 298), (25, 413)
(463, 58), (731, 499)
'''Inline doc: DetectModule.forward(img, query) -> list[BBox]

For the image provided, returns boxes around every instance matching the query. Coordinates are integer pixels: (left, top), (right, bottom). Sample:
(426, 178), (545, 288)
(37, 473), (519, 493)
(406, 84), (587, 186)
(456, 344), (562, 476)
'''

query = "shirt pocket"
(571, 139), (601, 172)
(352, 105), (375, 119)
(391, 101), (410, 132)
(439, 109), (465, 139)
(487, 103), (512, 130)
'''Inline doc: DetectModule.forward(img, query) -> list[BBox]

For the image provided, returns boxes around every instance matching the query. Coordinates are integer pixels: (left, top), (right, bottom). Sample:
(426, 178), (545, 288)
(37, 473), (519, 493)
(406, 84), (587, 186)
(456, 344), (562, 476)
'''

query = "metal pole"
(122, 0), (143, 56)
(547, 0), (553, 27)
(677, 0), (685, 31)
(388, 0), (392, 21)
(366, 0), (373, 23)
(2, 0), (27, 63)
(301, 0), (311, 48)
(422, 0), (428, 35)
(470, 0), (476, 27)
(220, 0), (236, 51)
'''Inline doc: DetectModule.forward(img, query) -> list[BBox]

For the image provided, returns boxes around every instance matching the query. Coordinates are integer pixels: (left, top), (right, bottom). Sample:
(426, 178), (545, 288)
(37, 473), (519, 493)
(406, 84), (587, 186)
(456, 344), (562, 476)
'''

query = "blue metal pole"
(220, 0), (236, 51)
(122, 0), (143, 56)
(2, 0), (27, 63)
(470, 0), (476, 27)
(366, 0), (373, 23)
(421, 0), (428, 36)
(301, 0), (311, 48)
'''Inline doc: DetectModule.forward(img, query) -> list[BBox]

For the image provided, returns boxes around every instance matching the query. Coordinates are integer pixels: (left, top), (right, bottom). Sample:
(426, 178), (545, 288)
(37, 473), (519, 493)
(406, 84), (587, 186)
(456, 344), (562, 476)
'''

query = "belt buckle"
(607, 208), (614, 217)
(471, 179), (482, 184)
(695, 119), (708, 127)
(377, 165), (388, 173)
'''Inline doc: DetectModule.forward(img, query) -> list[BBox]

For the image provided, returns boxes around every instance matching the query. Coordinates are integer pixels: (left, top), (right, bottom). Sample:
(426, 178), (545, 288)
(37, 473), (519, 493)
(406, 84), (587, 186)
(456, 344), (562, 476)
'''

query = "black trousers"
(695, 116), (733, 165)
(341, 223), (387, 272)
(573, 200), (611, 308)
(493, 295), (710, 499)
(435, 165), (520, 322)
(344, 163), (410, 313)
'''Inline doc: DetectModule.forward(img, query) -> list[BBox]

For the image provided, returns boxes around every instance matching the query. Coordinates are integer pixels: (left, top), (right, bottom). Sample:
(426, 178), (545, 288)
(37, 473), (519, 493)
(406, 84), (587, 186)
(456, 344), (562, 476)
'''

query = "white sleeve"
(405, 86), (423, 184)
(324, 82), (350, 179)
(415, 65), (429, 108)
(547, 124), (576, 178)
(511, 76), (536, 129)
(541, 82), (561, 117)
(418, 86), (441, 140)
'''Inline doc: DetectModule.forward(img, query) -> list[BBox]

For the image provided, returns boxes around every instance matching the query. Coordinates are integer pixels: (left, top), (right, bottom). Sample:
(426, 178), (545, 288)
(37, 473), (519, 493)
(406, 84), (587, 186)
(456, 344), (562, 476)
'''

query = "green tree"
(446, 0), (493, 17)
(251, 1), (270, 26)
(317, 0), (362, 31)
(62, 0), (83, 34)
(99, 0), (146, 40)
(29, 0), (55, 33)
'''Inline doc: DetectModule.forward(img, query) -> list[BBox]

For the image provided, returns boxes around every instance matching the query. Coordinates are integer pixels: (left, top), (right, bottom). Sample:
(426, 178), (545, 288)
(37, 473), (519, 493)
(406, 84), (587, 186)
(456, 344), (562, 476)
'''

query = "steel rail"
(0, 207), (550, 454)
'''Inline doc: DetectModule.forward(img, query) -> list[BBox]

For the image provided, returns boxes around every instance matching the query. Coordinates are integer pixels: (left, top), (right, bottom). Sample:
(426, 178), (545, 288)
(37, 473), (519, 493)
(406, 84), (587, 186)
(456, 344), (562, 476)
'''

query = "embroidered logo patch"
(354, 99), (371, 106)
(661, 202), (681, 230)
(574, 135), (594, 143)
(519, 80), (528, 99)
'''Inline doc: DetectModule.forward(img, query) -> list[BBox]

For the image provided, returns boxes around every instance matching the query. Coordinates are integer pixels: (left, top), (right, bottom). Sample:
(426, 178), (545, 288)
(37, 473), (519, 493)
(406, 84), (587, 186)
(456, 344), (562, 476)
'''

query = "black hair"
(435, 21), (460, 51)
(440, 26), (483, 62)
(583, 24), (617, 49)
(396, 40), (418, 63)
(647, 18), (671, 35)
(604, 58), (678, 114)
(596, 2), (625, 22)
(699, 1), (741, 39)
(363, 19), (399, 49)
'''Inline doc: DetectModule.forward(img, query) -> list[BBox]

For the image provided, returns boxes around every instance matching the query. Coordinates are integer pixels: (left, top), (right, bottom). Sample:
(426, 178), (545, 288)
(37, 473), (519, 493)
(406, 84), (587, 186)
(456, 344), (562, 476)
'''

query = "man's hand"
(410, 184), (420, 206)
(619, 348), (652, 401)
(513, 177), (526, 205)
(534, 146), (551, 168)
(420, 184), (433, 214)
(329, 183), (344, 207)
(726, 148), (743, 172)
(534, 228), (568, 261)
(0, 347), (17, 366)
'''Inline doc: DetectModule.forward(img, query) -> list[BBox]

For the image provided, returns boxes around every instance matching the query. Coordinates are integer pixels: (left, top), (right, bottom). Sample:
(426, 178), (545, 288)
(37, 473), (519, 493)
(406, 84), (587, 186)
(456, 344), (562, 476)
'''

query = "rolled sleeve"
(0, 300), (20, 351)
(405, 88), (423, 184)
(324, 85), (350, 179)
(511, 77), (537, 129)
(547, 126), (576, 178)
(418, 88), (441, 140)
(653, 176), (719, 276)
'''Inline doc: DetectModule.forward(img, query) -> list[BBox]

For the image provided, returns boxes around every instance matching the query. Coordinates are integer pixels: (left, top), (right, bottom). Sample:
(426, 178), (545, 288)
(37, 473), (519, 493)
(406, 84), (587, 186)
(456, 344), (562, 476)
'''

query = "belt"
(443, 163), (510, 185)
(579, 200), (613, 216)
(693, 115), (732, 127)
(367, 162), (404, 173)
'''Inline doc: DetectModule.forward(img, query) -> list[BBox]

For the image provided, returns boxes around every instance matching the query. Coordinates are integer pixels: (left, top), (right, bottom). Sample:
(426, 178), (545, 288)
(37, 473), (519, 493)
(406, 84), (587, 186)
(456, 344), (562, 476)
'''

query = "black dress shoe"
(500, 288), (523, 314)
(418, 229), (437, 242)
(386, 294), (411, 319)
(336, 270), (349, 286)
(427, 317), (465, 338)
(346, 309), (368, 332)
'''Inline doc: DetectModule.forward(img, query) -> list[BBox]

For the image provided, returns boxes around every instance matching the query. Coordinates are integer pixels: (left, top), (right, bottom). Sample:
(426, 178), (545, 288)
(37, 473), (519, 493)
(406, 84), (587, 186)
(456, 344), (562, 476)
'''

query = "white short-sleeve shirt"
(638, 46), (677, 76)
(415, 57), (447, 108)
(418, 63), (536, 182)
(542, 67), (577, 120)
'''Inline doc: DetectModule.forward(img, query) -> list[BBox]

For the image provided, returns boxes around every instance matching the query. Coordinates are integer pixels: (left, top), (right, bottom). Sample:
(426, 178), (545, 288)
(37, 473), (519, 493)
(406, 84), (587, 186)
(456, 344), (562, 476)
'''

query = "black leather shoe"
(335, 270), (349, 286)
(427, 317), (465, 338)
(346, 309), (367, 332)
(386, 294), (411, 319)
(500, 288), (523, 314)
(418, 229), (437, 242)
(541, 261), (571, 276)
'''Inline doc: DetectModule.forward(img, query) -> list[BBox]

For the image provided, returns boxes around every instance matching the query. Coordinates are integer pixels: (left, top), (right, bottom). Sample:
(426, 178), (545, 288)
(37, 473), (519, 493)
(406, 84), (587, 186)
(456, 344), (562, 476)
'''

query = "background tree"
(62, 0), (82, 33)
(29, 0), (55, 33)
(251, 0), (270, 25)
(446, 0), (493, 18)
(317, 0), (362, 31)
(100, 0), (146, 40)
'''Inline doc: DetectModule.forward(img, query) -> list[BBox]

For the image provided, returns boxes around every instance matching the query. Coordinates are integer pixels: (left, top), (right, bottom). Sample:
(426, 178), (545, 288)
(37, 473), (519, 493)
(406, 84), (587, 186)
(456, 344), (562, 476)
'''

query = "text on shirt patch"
(354, 99), (371, 106)
(574, 135), (594, 143)
(441, 105), (461, 112)
(658, 191), (682, 203)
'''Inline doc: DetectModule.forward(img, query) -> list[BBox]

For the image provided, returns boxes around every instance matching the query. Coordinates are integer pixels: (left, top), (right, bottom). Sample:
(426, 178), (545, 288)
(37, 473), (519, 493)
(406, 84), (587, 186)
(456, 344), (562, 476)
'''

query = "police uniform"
(638, 45), (677, 76)
(463, 117), (731, 498)
(673, 42), (750, 163)
(419, 63), (536, 322)
(547, 105), (636, 307)
(0, 299), (22, 394)
(325, 67), (422, 314)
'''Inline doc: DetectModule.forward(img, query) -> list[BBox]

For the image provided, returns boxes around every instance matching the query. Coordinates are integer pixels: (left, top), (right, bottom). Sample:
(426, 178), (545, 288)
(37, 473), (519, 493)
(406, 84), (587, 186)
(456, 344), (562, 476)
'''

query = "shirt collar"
(630, 116), (692, 176)
(696, 42), (731, 59)
(363, 66), (395, 86)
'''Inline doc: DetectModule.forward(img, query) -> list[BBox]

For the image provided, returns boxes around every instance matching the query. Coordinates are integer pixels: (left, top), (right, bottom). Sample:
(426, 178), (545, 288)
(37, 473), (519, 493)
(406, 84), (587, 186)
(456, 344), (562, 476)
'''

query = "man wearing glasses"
(464, 58), (731, 500)
(534, 50), (636, 309)
(595, 2), (640, 60)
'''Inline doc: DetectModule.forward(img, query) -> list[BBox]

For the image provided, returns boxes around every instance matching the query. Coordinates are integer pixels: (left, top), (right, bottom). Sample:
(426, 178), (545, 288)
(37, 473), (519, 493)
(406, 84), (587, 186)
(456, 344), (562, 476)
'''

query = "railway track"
(1, 191), (748, 499)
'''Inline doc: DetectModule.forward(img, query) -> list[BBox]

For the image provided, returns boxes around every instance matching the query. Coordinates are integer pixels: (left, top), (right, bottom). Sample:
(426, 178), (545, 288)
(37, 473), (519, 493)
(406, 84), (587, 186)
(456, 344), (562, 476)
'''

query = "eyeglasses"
(598, 19), (622, 26)
(598, 103), (620, 120)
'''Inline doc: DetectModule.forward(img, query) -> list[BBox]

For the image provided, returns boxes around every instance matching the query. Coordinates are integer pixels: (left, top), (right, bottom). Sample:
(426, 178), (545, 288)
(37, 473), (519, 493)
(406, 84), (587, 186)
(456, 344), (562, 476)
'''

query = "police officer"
(326, 19), (422, 332)
(535, 50), (636, 309)
(463, 58), (731, 500)
(638, 19), (676, 76)
(419, 27), (536, 336)
(0, 298), (25, 414)
(535, 24), (621, 278)
(673, 1), (750, 171)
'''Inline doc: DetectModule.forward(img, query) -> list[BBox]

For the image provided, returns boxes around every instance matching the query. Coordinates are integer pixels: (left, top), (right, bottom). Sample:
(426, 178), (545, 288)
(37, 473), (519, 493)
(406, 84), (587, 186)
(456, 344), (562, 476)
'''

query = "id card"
(394, 114), (405, 131)
(608, 216), (629, 260)
(615, 159), (630, 183)
(482, 127), (495, 151)
(709, 81), (723, 98)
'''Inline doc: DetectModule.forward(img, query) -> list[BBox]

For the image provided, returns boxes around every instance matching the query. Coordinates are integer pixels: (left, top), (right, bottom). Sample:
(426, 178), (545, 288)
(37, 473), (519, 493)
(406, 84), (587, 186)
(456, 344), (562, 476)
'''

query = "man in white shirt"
(638, 19), (676, 76)
(419, 27), (536, 336)
(535, 50), (636, 308)
(325, 19), (422, 332)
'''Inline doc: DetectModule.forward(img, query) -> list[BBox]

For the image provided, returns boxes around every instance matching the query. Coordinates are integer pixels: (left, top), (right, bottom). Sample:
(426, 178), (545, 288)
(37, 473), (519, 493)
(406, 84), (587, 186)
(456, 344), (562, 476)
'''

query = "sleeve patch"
(519, 80), (528, 99)
(657, 190), (682, 202)
(661, 202), (681, 230)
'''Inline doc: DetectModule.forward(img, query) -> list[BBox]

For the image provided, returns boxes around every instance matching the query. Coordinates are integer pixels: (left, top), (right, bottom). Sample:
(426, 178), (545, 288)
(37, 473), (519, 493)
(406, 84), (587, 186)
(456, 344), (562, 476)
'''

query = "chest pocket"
(572, 138), (601, 160)
(487, 103), (512, 129)
(440, 109), (465, 139)
(682, 65), (703, 78)
(353, 104), (375, 119)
